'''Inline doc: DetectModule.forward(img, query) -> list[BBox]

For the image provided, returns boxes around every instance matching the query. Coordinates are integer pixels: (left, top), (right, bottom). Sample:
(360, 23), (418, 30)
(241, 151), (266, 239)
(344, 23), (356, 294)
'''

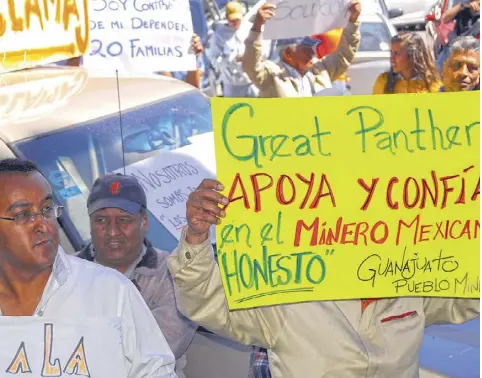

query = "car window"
(12, 90), (212, 253)
(359, 21), (392, 52)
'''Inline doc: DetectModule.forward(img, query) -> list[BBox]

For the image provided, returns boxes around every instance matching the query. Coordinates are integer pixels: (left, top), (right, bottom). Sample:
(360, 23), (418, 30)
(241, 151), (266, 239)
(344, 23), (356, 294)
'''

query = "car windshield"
(359, 21), (392, 52)
(12, 90), (212, 252)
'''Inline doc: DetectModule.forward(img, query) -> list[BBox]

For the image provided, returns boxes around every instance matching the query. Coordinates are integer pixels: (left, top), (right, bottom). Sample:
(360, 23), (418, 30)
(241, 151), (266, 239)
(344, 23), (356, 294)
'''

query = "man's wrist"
(185, 228), (209, 245)
(252, 24), (262, 32)
(252, 17), (263, 32)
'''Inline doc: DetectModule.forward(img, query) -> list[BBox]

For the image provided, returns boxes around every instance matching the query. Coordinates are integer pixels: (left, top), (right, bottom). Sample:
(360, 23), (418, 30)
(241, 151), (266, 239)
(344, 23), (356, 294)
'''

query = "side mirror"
(388, 8), (403, 18)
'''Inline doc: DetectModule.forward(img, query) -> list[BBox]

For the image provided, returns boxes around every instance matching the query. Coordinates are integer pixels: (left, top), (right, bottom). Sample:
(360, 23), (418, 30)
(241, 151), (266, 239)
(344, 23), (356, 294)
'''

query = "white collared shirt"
(281, 62), (314, 97)
(0, 247), (177, 378)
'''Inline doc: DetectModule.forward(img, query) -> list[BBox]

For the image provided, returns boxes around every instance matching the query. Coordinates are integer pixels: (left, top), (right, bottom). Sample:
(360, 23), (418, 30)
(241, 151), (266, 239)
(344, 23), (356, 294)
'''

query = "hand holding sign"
(253, 3), (277, 32)
(261, 0), (357, 40)
(347, 0), (361, 23)
(185, 179), (229, 245)
(192, 34), (204, 56)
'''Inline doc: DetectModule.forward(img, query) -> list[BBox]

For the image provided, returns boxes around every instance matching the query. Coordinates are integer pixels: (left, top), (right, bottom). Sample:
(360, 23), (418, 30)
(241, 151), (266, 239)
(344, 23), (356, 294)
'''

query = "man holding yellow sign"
(168, 91), (480, 377)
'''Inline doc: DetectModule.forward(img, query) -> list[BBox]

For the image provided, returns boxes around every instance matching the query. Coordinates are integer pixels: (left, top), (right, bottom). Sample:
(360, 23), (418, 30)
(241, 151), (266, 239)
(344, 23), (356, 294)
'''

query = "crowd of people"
(61, 0), (480, 96)
(2, 0), (479, 377)
(1, 157), (478, 378)
(182, 0), (480, 97)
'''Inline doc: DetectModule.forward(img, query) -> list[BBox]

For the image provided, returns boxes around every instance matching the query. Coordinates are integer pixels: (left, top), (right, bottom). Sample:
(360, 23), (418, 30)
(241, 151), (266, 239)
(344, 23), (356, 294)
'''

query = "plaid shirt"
(248, 346), (271, 378)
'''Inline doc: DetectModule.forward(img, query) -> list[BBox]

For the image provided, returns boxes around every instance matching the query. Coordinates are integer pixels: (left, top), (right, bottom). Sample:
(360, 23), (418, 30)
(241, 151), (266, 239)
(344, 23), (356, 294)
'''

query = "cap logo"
(110, 182), (121, 195)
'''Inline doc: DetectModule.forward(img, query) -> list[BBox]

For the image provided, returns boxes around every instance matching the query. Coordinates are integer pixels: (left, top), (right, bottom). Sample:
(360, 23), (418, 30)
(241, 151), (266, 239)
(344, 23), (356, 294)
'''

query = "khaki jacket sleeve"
(423, 298), (480, 326)
(167, 230), (284, 348)
(242, 30), (275, 90)
(315, 22), (361, 82)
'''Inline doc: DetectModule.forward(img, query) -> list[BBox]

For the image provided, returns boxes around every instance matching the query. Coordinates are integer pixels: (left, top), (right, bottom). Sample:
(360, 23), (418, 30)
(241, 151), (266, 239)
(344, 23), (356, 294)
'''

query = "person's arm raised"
(185, 34), (204, 89)
(316, 0), (361, 82)
(242, 3), (277, 90)
(441, 0), (469, 23)
(168, 179), (285, 348)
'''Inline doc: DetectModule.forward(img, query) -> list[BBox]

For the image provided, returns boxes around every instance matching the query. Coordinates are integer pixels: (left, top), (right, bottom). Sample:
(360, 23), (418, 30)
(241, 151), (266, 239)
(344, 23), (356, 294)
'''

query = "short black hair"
(0, 158), (40, 174)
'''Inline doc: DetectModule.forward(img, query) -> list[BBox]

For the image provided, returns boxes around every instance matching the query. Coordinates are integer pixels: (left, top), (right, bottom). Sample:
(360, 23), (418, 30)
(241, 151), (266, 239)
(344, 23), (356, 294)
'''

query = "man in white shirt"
(0, 158), (176, 378)
(208, 1), (266, 97)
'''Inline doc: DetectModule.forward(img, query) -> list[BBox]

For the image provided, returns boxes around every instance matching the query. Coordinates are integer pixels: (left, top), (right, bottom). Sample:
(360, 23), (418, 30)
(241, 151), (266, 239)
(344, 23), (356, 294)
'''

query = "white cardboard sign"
(84, 0), (196, 72)
(263, 0), (351, 40)
(119, 132), (216, 241)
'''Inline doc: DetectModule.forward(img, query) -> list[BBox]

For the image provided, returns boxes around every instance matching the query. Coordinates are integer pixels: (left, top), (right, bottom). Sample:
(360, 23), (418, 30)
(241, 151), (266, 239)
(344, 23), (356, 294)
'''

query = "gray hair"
(281, 44), (297, 55)
(446, 36), (480, 59)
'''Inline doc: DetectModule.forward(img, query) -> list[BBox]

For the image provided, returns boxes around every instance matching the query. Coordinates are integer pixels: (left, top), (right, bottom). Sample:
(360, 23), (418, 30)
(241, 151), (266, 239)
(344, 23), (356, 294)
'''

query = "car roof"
(0, 66), (198, 144)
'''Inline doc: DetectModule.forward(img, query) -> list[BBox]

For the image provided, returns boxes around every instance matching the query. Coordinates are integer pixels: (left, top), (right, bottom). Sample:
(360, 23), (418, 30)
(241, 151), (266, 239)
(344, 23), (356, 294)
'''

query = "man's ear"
(282, 47), (294, 64)
(141, 212), (149, 233)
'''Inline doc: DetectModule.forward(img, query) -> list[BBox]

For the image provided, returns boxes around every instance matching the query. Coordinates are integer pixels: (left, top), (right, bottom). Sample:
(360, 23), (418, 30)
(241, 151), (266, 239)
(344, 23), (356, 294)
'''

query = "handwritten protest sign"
(212, 92), (480, 310)
(0, 0), (90, 73)
(0, 317), (127, 377)
(118, 132), (216, 240)
(83, 0), (196, 72)
(263, 0), (350, 40)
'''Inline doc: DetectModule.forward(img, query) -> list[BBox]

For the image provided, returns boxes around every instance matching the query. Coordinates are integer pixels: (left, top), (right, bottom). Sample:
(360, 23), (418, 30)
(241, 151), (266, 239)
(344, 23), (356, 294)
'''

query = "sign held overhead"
(263, 0), (351, 40)
(0, 0), (90, 73)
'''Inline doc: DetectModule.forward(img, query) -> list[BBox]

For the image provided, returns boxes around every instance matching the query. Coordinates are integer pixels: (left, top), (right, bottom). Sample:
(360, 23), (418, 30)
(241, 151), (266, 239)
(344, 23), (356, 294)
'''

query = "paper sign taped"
(0, 317), (127, 377)
(117, 132), (216, 240)
(0, 0), (90, 73)
(84, 0), (196, 73)
(212, 93), (480, 310)
(263, 0), (350, 40)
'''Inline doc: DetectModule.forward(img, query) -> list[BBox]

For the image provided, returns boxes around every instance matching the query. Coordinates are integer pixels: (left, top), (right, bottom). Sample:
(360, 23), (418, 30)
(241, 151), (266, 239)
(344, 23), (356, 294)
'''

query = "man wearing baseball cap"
(208, 1), (267, 97)
(242, 1), (361, 97)
(76, 173), (197, 378)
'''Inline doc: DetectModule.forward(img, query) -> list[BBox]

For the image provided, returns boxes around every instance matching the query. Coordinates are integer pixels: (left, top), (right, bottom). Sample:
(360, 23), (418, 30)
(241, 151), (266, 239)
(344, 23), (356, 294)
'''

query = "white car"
(347, 11), (397, 95)
(385, 0), (438, 29)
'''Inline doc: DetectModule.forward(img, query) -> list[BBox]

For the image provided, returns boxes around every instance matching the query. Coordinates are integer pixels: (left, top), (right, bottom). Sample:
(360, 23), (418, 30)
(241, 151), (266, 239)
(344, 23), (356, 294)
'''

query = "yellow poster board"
(212, 92), (480, 310)
(0, 0), (89, 73)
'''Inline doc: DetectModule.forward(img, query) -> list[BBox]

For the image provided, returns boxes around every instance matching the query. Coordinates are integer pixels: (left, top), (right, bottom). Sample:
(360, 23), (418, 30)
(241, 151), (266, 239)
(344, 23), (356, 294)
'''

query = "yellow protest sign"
(0, 0), (89, 73)
(212, 92), (480, 310)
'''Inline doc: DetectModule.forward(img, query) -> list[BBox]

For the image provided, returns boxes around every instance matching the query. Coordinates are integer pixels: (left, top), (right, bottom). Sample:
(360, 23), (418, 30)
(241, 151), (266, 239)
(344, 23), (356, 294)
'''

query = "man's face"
(286, 45), (314, 74)
(90, 207), (148, 271)
(0, 173), (58, 273)
(443, 50), (480, 91)
(228, 18), (241, 30)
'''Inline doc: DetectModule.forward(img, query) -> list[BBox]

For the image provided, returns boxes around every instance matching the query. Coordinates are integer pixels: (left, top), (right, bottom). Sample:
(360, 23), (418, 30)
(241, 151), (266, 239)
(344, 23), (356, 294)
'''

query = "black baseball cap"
(87, 173), (147, 215)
